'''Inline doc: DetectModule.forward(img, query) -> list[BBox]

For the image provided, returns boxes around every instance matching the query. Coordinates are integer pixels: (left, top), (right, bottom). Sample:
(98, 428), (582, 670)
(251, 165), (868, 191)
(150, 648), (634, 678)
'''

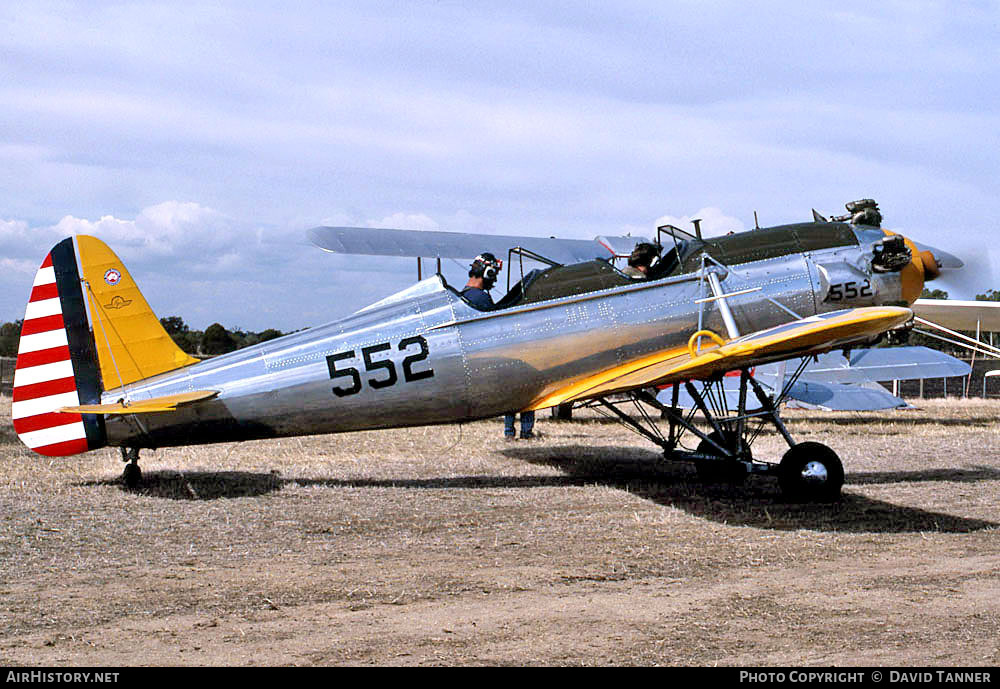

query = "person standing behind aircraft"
(623, 242), (660, 279)
(460, 253), (503, 309)
(504, 410), (536, 441)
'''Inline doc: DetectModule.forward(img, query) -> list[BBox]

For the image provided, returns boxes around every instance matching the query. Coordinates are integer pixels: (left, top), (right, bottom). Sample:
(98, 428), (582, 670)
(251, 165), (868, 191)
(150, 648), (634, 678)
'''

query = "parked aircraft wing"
(654, 346), (952, 412)
(308, 226), (650, 265)
(527, 307), (912, 409)
(781, 380), (908, 411)
(911, 299), (1000, 332)
(59, 390), (219, 415)
(791, 346), (971, 384)
(657, 377), (908, 412)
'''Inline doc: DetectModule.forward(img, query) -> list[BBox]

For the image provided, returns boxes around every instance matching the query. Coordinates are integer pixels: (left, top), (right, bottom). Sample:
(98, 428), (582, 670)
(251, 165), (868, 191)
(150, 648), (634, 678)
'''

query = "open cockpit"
(441, 220), (865, 312)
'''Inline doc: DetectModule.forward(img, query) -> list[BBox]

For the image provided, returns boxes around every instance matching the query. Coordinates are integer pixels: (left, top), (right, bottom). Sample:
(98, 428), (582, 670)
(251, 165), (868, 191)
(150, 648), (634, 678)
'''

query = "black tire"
(778, 442), (844, 502)
(122, 462), (142, 490)
(696, 431), (749, 484)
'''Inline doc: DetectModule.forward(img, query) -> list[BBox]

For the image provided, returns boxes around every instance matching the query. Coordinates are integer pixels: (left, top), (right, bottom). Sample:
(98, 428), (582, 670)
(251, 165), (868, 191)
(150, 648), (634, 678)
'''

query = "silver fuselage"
(102, 225), (902, 448)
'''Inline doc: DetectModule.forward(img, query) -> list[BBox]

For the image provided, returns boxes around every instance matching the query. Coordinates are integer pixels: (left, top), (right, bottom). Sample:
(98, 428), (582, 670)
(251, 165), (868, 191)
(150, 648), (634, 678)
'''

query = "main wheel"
(696, 431), (749, 484)
(778, 442), (844, 502)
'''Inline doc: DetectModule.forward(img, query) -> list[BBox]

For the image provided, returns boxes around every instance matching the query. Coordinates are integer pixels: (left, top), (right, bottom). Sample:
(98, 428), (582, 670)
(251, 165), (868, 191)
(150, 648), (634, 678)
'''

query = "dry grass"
(1, 394), (999, 666)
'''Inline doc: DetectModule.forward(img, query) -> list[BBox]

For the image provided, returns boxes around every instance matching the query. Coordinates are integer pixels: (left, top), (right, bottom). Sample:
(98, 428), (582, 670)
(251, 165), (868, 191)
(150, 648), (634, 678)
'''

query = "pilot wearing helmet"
(623, 242), (660, 279)
(461, 252), (502, 310)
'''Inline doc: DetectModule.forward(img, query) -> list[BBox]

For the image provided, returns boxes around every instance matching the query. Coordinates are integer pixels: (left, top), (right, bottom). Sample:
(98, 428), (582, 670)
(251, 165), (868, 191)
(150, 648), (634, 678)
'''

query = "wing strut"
(703, 270), (741, 338)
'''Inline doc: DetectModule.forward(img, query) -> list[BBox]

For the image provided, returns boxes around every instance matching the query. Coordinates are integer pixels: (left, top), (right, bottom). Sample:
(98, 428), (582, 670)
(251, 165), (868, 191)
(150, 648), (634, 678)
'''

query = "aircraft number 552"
(827, 279), (873, 302)
(326, 335), (434, 397)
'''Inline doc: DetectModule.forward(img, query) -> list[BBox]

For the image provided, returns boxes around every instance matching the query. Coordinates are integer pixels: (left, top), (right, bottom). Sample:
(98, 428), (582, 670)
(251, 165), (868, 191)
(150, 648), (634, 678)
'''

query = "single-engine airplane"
(11, 199), (959, 501)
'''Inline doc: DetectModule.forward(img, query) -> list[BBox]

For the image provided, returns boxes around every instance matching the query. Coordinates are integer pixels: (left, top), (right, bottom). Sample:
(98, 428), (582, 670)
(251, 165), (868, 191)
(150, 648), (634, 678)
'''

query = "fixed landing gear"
(695, 431), (749, 484)
(591, 365), (845, 502)
(120, 447), (142, 489)
(778, 441), (844, 503)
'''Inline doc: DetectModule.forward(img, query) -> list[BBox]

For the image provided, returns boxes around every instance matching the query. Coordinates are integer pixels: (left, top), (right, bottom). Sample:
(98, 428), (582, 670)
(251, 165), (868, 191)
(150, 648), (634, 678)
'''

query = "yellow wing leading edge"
(526, 306), (912, 411)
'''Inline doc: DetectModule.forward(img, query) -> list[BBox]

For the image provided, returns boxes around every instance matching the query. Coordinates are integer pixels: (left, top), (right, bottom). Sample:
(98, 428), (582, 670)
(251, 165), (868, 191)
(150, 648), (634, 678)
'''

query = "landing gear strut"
(120, 447), (142, 489)
(590, 365), (844, 502)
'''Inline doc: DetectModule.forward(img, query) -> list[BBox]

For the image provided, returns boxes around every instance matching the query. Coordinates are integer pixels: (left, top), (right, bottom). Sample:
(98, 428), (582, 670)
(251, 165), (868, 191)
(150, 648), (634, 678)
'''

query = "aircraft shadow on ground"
(501, 444), (1000, 534)
(82, 470), (283, 500)
(81, 446), (999, 534)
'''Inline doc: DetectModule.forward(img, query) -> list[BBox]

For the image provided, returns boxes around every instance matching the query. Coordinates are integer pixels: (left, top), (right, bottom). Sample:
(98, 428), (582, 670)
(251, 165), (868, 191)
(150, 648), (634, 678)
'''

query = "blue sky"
(2, 1), (998, 330)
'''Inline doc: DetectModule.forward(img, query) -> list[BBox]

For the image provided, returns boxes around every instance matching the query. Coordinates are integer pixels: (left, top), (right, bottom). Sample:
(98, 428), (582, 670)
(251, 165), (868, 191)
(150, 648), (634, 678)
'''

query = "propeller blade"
(911, 241), (964, 271)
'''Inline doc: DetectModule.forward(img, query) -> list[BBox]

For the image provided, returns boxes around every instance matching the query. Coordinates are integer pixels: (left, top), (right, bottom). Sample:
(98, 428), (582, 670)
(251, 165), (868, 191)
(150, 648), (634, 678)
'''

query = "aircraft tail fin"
(72, 235), (199, 391)
(12, 238), (107, 456)
(12, 235), (199, 457)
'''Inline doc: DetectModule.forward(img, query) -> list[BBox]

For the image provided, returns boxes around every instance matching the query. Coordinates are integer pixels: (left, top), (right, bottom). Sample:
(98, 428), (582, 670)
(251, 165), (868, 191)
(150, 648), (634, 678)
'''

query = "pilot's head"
(628, 242), (661, 274)
(470, 252), (502, 288)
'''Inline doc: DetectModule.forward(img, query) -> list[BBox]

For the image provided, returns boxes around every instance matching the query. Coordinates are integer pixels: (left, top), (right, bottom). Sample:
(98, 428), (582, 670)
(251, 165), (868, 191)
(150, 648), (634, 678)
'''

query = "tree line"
(0, 316), (285, 358)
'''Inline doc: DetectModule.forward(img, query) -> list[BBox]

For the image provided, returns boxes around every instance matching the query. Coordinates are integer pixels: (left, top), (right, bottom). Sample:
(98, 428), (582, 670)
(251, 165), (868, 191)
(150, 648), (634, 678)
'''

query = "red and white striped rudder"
(12, 238), (106, 456)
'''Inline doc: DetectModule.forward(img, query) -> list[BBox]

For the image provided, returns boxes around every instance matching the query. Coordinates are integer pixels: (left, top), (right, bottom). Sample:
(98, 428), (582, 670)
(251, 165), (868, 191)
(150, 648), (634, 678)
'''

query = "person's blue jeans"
(504, 411), (535, 438)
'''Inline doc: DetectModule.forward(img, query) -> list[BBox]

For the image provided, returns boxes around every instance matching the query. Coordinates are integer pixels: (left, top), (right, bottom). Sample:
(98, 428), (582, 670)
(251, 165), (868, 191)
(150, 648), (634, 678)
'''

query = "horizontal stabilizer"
(58, 390), (219, 415)
(308, 226), (650, 265)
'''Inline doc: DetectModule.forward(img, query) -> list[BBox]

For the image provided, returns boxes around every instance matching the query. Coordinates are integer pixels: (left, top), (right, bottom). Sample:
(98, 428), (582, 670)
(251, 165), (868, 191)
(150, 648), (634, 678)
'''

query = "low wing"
(526, 307), (912, 410)
(58, 390), (219, 415)
(308, 226), (649, 265)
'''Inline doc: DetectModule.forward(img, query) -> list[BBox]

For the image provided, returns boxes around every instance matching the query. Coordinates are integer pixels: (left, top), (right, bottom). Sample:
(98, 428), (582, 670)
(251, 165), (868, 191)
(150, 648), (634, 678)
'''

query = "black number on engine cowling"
(828, 279), (872, 302)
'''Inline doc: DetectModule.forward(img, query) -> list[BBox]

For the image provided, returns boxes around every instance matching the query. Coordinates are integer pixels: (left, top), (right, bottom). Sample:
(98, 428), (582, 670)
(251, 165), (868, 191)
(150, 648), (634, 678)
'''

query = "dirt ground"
(2, 395), (999, 666)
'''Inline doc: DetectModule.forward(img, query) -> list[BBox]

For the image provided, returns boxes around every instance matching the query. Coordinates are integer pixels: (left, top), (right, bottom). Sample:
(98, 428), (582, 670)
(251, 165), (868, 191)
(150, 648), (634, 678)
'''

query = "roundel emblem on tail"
(103, 268), (122, 286)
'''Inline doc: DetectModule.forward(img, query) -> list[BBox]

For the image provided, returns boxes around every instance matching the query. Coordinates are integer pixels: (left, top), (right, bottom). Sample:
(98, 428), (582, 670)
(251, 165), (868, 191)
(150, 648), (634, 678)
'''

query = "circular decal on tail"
(104, 269), (122, 286)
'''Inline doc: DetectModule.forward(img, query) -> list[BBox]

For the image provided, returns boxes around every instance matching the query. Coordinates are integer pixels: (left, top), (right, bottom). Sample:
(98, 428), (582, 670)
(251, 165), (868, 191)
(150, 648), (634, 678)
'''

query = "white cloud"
(0, 256), (38, 277)
(51, 201), (240, 259)
(0, 202), (285, 328)
(654, 207), (746, 238)
(0, 218), (61, 259)
(0, 218), (29, 236)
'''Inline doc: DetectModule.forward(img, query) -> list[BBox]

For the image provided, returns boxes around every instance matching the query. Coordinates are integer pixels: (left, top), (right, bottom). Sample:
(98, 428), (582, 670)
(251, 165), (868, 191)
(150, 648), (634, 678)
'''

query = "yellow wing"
(57, 390), (219, 415)
(526, 307), (912, 410)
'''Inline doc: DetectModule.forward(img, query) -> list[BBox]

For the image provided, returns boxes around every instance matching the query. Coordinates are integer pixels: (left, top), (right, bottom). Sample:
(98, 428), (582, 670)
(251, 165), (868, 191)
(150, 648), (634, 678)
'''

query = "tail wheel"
(120, 447), (142, 490)
(696, 431), (749, 484)
(778, 442), (844, 502)
(122, 462), (142, 490)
